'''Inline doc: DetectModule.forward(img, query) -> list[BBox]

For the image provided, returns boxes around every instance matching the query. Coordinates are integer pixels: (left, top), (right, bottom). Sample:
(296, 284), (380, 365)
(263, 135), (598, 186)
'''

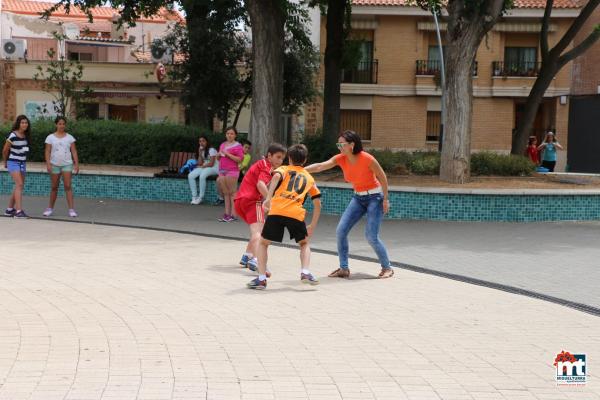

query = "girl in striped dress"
(2, 115), (32, 219)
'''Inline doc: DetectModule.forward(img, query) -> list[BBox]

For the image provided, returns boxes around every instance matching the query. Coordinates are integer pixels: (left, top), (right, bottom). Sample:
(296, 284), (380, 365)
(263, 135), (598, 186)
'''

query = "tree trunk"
(246, 0), (285, 159)
(440, 0), (505, 183)
(322, 0), (346, 144)
(511, 65), (557, 155)
(440, 41), (478, 183)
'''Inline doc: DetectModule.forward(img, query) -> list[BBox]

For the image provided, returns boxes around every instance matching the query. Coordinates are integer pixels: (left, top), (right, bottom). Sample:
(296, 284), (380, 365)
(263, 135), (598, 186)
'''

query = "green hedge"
(365, 149), (413, 174)
(360, 149), (534, 177)
(2, 120), (535, 176)
(1, 119), (229, 166)
(302, 130), (338, 164)
(470, 152), (535, 176)
(408, 152), (441, 175)
(301, 136), (534, 177)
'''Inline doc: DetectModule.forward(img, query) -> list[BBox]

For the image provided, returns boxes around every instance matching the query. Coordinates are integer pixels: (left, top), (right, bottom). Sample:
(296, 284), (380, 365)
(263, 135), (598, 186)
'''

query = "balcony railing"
(416, 60), (478, 76)
(492, 61), (541, 77)
(341, 60), (378, 84)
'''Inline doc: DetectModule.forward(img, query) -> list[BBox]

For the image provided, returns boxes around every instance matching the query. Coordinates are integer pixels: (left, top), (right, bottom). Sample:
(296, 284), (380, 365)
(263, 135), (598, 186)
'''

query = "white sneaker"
(191, 197), (201, 205)
(42, 208), (53, 217)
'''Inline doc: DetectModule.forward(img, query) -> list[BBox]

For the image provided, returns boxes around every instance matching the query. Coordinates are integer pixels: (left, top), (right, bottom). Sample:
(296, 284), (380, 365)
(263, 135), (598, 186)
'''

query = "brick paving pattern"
(0, 218), (599, 400)
(3, 195), (600, 309)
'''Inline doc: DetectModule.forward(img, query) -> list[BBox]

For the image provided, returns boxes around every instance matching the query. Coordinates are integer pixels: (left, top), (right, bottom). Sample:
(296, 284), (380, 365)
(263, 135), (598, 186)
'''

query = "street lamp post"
(432, 9), (445, 153)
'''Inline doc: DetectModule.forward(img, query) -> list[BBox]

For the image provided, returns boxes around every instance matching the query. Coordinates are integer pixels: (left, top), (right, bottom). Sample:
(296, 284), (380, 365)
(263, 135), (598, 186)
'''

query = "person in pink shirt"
(216, 127), (244, 222)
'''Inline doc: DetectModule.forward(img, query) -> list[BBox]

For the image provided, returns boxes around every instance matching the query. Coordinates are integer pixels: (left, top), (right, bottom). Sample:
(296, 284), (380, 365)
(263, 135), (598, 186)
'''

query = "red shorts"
(234, 198), (265, 225)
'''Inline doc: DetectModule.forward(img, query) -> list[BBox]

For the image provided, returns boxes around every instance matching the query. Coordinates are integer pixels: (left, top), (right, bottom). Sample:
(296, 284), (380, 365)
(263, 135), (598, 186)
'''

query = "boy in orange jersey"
(247, 144), (321, 290)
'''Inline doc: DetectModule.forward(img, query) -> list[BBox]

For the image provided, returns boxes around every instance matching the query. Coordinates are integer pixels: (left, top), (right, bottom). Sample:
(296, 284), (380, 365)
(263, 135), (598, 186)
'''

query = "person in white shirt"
(188, 135), (219, 204)
(43, 116), (79, 218)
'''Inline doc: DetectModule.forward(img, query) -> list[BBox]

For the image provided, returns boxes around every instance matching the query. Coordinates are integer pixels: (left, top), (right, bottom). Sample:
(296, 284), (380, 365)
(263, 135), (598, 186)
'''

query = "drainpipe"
(432, 9), (445, 153)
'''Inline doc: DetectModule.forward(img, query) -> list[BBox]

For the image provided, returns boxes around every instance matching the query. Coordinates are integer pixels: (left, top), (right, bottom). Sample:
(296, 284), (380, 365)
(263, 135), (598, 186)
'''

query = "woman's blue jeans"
(336, 193), (391, 269)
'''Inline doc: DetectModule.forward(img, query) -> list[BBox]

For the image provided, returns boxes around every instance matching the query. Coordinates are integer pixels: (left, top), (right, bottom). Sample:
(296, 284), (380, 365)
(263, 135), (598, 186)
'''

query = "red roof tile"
(352, 0), (581, 8)
(512, 0), (581, 8)
(2, 0), (184, 23)
(47, 17), (113, 33)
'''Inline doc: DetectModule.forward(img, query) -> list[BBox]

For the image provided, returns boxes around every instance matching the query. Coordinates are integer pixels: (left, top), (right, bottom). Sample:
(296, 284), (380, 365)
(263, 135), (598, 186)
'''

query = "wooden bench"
(154, 151), (196, 178)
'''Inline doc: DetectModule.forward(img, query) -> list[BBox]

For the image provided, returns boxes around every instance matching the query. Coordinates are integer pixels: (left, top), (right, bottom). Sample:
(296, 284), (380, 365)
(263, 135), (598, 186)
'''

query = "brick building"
(0, 0), (188, 124)
(0, 0), (194, 126)
(571, 5), (600, 95)
(306, 0), (581, 169)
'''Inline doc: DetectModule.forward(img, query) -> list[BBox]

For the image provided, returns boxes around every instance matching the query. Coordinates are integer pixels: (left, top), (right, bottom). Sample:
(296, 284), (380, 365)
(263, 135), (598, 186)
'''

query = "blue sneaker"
(13, 210), (29, 219)
(239, 254), (251, 267)
(4, 208), (16, 217)
(247, 257), (258, 271)
(301, 273), (319, 285)
(247, 277), (267, 290)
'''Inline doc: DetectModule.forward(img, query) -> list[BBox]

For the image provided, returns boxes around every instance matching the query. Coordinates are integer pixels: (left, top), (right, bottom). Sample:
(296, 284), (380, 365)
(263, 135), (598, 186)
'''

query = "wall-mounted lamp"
(559, 95), (567, 105)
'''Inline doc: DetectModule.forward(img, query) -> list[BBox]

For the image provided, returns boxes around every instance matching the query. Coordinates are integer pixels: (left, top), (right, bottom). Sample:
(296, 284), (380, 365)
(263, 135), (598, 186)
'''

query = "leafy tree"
(32, 31), (93, 118)
(43, 0), (173, 23)
(154, 15), (248, 130)
(46, 0), (317, 158)
(179, 0), (246, 128)
(156, 10), (318, 132)
(283, 35), (320, 115)
(511, 0), (600, 155)
(45, 0), (246, 129)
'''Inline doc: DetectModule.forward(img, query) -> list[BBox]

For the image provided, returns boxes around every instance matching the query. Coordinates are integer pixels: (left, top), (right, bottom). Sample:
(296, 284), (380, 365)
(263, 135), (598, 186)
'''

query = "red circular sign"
(155, 63), (166, 82)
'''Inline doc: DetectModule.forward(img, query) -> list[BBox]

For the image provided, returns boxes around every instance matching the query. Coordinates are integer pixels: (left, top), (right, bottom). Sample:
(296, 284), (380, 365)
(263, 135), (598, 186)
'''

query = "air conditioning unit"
(2, 39), (27, 60)
(150, 39), (172, 64)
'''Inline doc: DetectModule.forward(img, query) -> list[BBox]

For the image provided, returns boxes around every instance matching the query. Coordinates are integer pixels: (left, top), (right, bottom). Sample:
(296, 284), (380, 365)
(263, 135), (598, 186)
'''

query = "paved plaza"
(1, 212), (600, 400)
(3, 195), (600, 310)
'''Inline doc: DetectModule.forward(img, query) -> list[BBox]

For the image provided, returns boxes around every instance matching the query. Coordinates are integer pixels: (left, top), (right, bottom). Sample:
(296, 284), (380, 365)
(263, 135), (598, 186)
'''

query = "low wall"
(2, 171), (600, 222)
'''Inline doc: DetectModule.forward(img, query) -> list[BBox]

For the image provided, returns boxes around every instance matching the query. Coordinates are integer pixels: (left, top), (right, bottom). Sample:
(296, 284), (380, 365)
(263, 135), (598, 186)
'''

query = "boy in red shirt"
(247, 144), (322, 290)
(234, 143), (287, 271)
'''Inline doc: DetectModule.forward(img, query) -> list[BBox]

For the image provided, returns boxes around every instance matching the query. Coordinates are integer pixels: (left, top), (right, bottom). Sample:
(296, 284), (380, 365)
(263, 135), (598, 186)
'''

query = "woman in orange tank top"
(305, 130), (393, 279)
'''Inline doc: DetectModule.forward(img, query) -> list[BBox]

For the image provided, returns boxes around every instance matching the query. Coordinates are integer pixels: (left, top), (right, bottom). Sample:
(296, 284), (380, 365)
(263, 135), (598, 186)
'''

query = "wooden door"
(108, 104), (138, 122)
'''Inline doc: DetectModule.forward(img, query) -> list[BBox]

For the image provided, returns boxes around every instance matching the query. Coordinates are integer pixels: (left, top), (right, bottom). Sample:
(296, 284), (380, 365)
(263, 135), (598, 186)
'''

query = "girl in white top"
(43, 116), (79, 217)
(188, 135), (219, 204)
